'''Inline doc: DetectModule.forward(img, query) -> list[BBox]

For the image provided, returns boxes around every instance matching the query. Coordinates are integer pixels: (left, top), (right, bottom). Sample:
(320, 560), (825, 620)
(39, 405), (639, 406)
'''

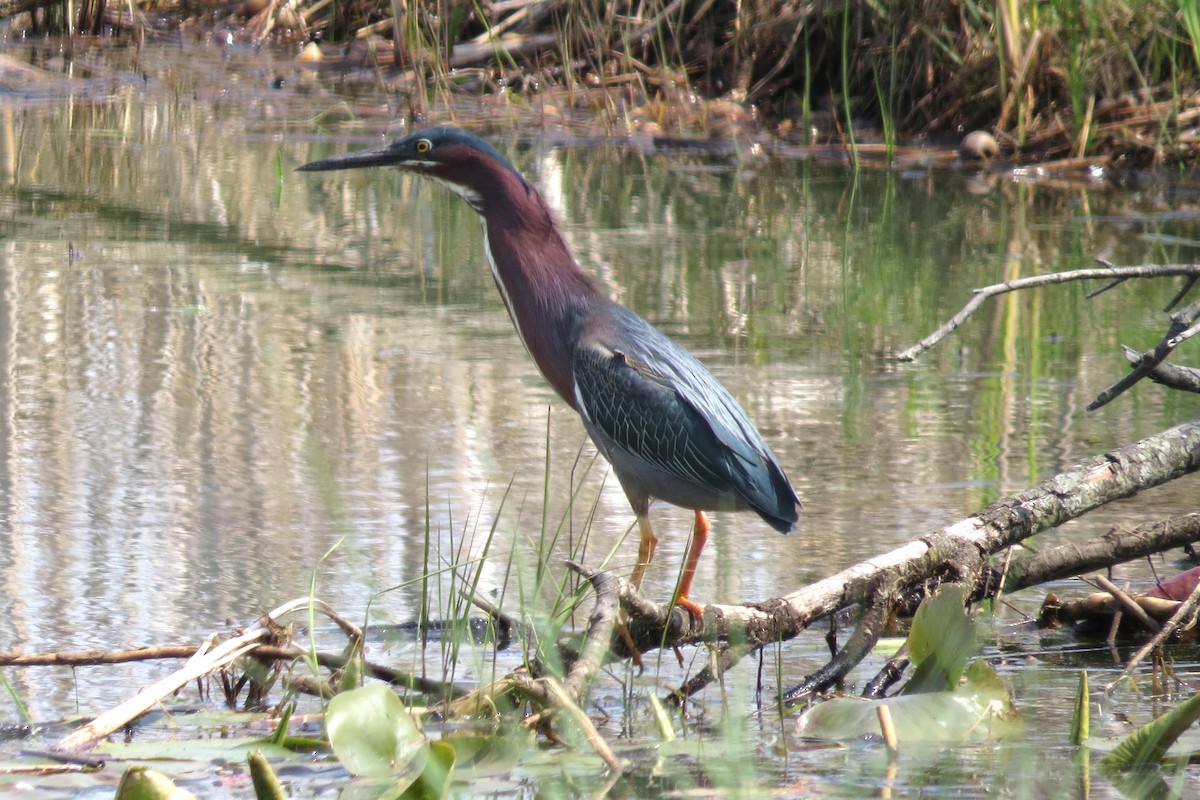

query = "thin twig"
(1087, 298), (1200, 409)
(1085, 276), (1131, 300)
(1165, 276), (1199, 312)
(1095, 574), (1161, 633)
(894, 263), (1200, 361)
(541, 675), (623, 772)
(1116, 577), (1200, 688)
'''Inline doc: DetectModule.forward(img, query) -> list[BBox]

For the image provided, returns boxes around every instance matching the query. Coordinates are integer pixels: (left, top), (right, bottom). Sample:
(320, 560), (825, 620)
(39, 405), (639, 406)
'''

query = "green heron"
(298, 127), (801, 619)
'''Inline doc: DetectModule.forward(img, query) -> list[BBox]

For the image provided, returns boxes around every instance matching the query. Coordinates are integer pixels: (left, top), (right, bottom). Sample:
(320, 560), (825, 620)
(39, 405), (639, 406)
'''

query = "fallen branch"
(0, 646), (199, 667)
(53, 631), (266, 753)
(640, 415), (1200, 699)
(1000, 513), (1200, 591)
(1044, 591), (1181, 630)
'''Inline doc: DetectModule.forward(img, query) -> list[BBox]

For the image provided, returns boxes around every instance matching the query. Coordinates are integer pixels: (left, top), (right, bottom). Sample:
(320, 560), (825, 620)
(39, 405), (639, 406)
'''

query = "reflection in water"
(0, 44), (1196, 725)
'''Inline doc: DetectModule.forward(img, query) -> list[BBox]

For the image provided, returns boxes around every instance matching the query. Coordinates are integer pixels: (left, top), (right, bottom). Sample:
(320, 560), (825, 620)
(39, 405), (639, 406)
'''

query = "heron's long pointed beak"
(296, 142), (404, 172)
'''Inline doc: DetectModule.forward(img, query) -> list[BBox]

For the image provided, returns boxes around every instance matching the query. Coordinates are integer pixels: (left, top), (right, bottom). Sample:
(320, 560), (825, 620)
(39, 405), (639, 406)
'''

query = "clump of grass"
(305, 1), (1200, 164)
(15, 0), (1186, 162)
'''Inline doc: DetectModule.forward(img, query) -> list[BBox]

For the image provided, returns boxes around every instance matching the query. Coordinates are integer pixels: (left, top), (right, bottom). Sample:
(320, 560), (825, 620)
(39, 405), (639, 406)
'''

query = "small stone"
(297, 42), (323, 63)
(959, 130), (999, 162)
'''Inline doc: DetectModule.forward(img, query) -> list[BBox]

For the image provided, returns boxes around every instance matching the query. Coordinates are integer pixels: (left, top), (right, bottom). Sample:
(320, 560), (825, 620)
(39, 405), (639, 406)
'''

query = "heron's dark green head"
(297, 126), (523, 208)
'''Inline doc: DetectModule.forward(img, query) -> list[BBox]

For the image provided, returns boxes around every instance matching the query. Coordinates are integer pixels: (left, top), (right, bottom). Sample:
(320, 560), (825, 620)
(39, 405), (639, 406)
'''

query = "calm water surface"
(0, 40), (1198, 796)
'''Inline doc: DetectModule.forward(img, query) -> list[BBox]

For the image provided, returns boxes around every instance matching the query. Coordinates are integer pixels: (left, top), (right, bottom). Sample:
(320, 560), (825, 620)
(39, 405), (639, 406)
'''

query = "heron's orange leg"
(629, 514), (658, 591)
(674, 510), (709, 620)
(619, 514), (659, 668)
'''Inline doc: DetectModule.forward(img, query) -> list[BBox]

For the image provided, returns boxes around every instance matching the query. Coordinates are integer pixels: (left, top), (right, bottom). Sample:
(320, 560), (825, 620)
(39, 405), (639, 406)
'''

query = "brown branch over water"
(0, 646), (200, 667)
(1000, 513), (1200, 591)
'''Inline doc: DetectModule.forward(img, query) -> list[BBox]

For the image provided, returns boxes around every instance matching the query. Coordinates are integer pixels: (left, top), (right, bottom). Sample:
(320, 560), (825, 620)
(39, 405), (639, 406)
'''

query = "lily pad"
(796, 661), (1021, 743)
(326, 684), (426, 779)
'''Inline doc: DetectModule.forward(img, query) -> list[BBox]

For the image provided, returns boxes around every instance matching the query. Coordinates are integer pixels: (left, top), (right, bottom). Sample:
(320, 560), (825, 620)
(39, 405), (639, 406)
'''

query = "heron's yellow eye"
(415, 139), (432, 154)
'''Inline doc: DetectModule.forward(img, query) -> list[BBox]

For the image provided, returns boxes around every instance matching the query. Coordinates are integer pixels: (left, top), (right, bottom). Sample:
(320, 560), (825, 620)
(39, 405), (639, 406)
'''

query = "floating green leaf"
(407, 740), (456, 800)
(797, 660), (1019, 743)
(326, 683), (425, 779)
(904, 583), (977, 694)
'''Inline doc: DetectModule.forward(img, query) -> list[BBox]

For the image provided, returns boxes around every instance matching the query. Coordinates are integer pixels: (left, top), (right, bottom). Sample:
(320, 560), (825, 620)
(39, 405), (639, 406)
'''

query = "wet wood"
(1000, 513), (1200, 591)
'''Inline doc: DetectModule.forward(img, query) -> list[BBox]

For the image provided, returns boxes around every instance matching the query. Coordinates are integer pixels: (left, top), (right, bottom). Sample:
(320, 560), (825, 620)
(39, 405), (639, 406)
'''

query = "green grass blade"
(1100, 690), (1200, 772)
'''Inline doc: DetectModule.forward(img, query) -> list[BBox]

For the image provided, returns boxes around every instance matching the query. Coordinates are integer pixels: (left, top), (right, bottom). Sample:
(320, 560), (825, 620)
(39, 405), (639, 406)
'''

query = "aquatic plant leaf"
(358, 740), (457, 800)
(440, 733), (526, 772)
(797, 660), (1020, 743)
(248, 750), (286, 800)
(269, 703), (294, 746)
(648, 693), (677, 741)
(404, 740), (456, 800)
(904, 583), (977, 694)
(99, 738), (298, 762)
(1071, 671), (1090, 746)
(326, 684), (425, 779)
(1100, 690), (1200, 772)
(114, 766), (197, 800)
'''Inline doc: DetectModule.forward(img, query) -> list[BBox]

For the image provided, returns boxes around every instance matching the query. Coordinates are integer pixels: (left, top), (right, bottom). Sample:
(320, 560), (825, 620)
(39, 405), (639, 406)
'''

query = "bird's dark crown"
(297, 126), (522, 182)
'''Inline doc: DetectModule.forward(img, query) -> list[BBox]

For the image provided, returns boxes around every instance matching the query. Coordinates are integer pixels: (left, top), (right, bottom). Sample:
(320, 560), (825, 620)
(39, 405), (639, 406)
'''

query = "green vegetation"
(294, 1), (1196, 164)
(9, 1), (1198, 162)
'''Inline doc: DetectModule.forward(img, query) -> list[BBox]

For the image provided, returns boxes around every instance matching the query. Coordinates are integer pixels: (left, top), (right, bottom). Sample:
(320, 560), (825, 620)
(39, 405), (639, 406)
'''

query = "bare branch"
(1001, 513), (1200, 591)
(894, 263), (1200, 362)
(562, 561), (621, 702)
(780, 592), (894, 704)
(1165, 275), (1199, 312)
(1087, 298), (1200, 409)
(1120, 346), (1200, 393)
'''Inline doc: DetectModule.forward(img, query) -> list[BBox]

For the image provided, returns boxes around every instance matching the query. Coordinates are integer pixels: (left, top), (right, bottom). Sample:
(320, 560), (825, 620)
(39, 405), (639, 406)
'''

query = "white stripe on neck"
(480, 217), (533, 359)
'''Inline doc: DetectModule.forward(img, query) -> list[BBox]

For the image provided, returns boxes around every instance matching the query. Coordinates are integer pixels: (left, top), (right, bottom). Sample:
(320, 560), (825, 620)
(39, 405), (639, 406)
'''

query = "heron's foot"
(674, 595), (705, 623)
(617, 623), (644, 673)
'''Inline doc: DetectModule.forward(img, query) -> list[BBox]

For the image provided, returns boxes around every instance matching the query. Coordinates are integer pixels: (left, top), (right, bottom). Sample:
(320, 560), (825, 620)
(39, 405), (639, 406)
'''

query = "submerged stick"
(53, 632), (265, 753)
(1117, 578), (1200, 687)
(52, 597), (336, 753)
